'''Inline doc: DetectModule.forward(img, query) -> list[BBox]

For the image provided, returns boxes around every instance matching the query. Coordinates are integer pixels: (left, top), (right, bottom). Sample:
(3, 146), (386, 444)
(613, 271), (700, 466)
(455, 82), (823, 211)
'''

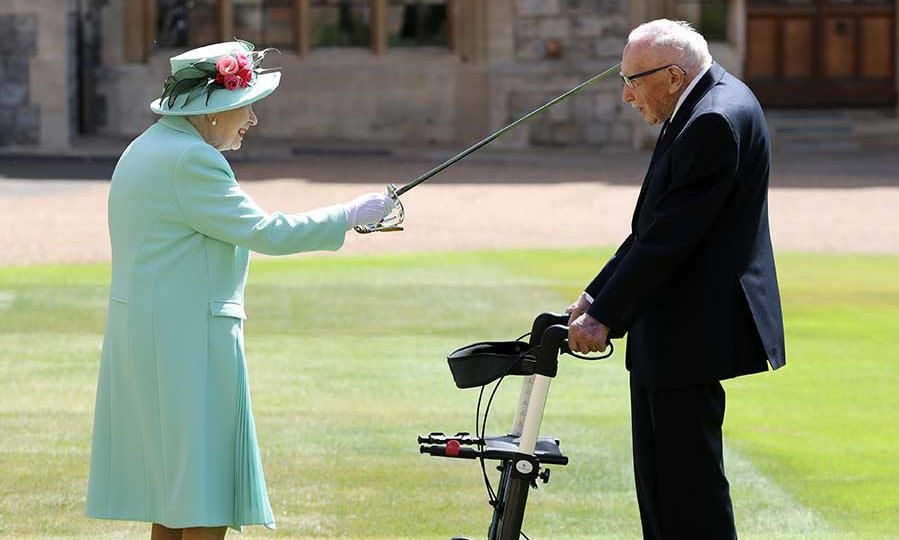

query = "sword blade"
(394, 62), (621, 197)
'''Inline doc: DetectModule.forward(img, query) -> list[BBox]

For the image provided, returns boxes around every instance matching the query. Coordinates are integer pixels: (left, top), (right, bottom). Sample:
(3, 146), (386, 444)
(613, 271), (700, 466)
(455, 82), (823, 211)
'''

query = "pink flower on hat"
(235, 53), (251, 69)
(237, 68), (253, 86)
(216, 55), (240, 76)
(223, 74), (243, 90)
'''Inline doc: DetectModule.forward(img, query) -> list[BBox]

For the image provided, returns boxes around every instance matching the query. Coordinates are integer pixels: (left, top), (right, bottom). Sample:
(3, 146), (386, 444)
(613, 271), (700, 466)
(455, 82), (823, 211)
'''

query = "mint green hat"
(150, 40), (281, 116)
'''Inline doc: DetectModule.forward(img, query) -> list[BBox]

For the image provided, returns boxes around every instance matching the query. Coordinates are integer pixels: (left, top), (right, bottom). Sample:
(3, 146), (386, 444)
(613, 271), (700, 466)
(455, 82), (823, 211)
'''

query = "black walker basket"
(418, 312), (612, 540)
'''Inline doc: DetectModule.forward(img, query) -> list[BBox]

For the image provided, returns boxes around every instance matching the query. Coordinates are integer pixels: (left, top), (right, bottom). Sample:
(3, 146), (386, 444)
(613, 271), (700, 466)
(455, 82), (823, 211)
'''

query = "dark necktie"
(650, 119), (671, 163)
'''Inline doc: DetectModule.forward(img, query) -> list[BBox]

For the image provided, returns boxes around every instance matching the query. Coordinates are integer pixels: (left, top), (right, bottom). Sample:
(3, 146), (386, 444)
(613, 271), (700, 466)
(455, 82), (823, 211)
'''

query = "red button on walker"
(445, 439), (461, 457)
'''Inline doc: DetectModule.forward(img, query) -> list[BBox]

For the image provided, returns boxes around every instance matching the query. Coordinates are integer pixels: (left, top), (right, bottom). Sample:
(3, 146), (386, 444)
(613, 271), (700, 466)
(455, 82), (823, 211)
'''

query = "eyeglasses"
(620, 64), (686, 88)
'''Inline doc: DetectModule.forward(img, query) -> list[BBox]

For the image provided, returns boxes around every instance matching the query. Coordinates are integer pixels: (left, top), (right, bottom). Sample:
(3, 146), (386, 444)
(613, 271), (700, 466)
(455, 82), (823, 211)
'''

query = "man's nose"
(622, 85), (635, 103)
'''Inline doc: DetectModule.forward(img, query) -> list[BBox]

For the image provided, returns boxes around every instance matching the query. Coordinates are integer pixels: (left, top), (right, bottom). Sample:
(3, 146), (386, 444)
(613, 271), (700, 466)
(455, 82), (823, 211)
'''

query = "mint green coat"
(86, 116), (348, 530)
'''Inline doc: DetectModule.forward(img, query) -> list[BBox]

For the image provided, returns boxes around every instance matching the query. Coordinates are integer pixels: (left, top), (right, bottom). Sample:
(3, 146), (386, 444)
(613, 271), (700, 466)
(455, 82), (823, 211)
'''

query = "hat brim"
(150, 72), (281, 116)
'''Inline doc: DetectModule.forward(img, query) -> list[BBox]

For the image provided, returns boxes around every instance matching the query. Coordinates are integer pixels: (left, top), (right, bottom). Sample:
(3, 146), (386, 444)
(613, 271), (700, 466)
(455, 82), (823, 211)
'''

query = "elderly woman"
(85, 42), (395, 539)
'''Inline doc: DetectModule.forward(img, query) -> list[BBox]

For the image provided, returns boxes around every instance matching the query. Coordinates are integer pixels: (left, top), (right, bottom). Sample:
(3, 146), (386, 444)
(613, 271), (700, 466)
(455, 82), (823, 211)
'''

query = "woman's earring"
(211, 118), (217, 126)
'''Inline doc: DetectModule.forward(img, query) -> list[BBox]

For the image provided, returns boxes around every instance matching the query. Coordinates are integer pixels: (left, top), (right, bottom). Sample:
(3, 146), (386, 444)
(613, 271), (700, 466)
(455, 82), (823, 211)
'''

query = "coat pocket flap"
(209, 301), (247, 320)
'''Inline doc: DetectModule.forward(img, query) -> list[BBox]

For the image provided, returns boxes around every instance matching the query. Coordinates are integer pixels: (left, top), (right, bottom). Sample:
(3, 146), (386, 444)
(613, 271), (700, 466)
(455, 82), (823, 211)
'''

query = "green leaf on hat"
(182, 79), (213, 108)
(167, 78), (204, 108)
(173, 66), (208, 81)
(161, 75), (176, 92)
(160, 76), (179, 103)
(192, 61), (217, 73)
(204, 82), (224, 106)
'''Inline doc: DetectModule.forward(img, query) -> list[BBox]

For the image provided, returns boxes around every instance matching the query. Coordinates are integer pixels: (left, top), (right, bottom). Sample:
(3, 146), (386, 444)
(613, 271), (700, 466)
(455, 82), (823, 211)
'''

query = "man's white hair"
(626, 19), (713, 75)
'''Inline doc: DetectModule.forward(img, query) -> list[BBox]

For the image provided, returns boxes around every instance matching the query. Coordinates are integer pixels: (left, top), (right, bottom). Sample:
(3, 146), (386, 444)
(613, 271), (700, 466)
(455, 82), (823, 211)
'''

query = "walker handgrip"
(561, 339), (614, 361)
(529, 312), (570, 348)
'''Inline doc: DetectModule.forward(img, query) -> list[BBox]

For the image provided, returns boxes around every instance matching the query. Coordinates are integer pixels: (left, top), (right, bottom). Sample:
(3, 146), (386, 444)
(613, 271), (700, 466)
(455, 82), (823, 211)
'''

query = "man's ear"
(668, 68), (686, 94)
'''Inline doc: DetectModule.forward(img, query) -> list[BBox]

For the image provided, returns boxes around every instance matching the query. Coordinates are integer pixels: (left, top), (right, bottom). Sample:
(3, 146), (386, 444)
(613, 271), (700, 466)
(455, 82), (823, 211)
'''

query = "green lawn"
(0, 249), (896, 539)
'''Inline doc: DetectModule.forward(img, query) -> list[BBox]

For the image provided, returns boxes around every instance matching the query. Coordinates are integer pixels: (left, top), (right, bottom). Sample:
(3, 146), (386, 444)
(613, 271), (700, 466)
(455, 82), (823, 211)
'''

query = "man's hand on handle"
(568, 312), (611, 354)
(565, 292), (593, 325)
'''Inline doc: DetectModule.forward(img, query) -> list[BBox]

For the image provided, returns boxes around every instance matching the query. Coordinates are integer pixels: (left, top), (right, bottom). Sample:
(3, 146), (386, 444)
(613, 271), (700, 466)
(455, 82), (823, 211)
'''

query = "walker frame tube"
(510, 375), (535, 437)
(517, 375), (552, 455)
(487, 314), (569, 539)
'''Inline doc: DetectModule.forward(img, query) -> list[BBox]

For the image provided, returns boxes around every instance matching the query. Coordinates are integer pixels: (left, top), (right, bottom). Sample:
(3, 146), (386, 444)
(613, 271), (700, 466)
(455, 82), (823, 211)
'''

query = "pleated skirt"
(86, 302), (275, 530)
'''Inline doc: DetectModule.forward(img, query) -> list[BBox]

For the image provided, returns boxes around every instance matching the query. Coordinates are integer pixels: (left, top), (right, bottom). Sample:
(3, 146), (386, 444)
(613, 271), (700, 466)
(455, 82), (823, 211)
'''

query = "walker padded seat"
(447, 341), (534, 389)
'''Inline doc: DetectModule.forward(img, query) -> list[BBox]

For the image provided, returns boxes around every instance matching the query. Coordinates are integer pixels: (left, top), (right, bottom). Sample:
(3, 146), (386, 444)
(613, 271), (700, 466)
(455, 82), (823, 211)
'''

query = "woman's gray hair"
(626, 19), (713, 76)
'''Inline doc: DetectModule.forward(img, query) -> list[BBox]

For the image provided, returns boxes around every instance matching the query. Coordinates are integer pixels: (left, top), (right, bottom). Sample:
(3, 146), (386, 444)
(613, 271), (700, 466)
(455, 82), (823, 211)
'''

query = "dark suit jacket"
(585, 63), (786, 387)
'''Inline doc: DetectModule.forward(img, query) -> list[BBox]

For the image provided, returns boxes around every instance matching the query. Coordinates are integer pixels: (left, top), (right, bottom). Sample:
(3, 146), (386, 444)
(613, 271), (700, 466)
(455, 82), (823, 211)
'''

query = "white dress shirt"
(670, 63), (712, 122)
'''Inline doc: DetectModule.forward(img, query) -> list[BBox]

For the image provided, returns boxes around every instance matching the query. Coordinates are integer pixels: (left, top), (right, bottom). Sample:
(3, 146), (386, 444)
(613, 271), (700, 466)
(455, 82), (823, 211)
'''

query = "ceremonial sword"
(355, 62), (622, 234)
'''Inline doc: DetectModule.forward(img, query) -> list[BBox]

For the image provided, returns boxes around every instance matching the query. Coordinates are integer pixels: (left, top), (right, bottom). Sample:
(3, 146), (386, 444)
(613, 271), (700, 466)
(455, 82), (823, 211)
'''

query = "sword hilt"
(354, 183), (405, 234)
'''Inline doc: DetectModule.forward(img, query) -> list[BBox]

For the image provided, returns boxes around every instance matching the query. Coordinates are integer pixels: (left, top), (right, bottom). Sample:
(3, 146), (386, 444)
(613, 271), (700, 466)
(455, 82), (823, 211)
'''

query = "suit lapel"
(630, 64), (726, 232)
(631, 119), (670, 230)
(654, 63), (725, 156)
(648, 119), (670, 164)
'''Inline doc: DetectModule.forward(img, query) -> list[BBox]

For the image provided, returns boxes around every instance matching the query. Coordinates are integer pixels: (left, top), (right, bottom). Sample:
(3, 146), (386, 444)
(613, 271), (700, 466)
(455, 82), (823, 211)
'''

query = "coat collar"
(634, 63), (726, 230)
(157, 115), (204, 140)
(658, 62), (725, 150)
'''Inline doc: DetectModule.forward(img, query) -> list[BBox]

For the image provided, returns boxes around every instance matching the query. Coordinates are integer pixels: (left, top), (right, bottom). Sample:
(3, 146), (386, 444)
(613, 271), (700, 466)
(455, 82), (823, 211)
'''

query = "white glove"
(343, 192), (396, 230)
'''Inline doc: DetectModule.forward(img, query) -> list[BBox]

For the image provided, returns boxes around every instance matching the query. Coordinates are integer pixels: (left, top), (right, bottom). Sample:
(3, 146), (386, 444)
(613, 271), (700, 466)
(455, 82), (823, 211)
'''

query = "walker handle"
(528, 313), (569, 348)
(534, 317), (615, 365)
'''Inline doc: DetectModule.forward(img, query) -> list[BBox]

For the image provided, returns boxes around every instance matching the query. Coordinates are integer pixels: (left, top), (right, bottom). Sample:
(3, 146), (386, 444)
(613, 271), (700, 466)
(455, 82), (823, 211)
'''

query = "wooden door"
(746, 0), (896, 107)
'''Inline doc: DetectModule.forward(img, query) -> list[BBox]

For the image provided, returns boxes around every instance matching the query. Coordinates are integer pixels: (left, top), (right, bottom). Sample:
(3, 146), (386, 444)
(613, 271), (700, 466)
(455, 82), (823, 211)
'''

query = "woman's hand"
(343, 192), (396, 230)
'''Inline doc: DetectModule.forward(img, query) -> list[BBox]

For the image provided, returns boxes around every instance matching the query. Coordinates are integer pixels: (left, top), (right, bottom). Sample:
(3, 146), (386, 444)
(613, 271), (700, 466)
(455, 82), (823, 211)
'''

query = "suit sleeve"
(584, 234), (635, 299)
(172, 143), (348, 255)
(587, 113), (739, 333)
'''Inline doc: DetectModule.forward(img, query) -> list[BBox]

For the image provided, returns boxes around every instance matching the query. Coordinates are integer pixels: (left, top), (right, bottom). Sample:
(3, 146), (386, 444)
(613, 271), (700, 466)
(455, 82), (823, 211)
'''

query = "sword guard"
(354, 183), (405, 234)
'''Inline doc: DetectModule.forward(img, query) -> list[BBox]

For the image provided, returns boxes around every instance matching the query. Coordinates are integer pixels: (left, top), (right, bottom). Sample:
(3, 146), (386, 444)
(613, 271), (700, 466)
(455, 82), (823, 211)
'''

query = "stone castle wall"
(0, 14), (40, 146)
(2, 0), (638, 150)
(490, 0), (632, 147)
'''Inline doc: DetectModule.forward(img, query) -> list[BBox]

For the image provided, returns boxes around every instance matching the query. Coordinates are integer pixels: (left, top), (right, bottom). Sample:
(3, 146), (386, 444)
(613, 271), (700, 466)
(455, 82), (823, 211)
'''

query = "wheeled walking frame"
(418, 312), (613, 540)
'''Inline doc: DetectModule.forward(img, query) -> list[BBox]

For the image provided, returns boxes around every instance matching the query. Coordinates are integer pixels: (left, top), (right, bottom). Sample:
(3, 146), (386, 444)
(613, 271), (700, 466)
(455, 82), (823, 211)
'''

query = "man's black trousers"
(630, 375), (738, 540)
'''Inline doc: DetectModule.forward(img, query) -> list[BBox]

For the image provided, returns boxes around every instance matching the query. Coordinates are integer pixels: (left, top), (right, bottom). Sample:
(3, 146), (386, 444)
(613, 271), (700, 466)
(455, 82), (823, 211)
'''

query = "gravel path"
(2, 151), (897, 265)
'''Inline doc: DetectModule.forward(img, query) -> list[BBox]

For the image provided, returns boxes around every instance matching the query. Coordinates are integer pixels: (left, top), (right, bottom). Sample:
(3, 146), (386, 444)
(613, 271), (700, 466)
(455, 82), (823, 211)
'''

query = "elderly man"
(566, 20), (786, 539)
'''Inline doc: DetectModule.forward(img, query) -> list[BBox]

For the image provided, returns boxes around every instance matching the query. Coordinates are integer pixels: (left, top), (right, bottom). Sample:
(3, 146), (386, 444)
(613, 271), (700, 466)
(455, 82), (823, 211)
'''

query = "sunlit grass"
(0, 249), (896, 538)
